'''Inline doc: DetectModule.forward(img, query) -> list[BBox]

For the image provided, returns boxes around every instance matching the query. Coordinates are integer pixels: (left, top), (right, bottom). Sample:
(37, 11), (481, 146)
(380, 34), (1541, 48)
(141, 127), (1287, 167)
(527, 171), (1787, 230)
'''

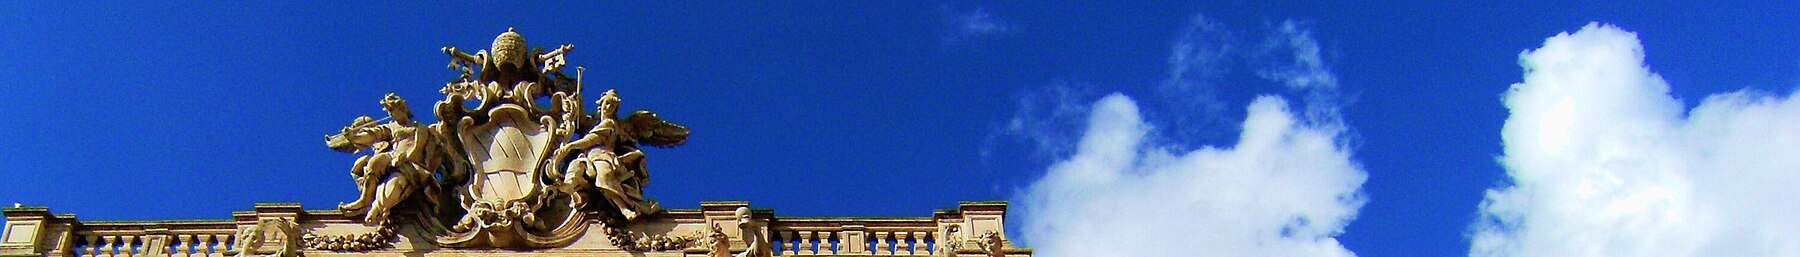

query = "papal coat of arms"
(318, 28), (693, 250)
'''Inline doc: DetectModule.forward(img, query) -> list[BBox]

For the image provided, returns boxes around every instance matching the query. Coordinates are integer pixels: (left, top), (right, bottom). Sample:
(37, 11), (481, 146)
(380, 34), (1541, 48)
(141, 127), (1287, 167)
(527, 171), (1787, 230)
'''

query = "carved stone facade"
(1, 202), (1026, 257)
(0, 29), (1031, 257)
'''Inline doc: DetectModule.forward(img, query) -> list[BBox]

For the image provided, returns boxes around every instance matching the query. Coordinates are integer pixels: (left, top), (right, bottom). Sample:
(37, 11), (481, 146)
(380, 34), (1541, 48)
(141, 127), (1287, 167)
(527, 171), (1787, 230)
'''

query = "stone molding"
(1, 202), (1030, 257)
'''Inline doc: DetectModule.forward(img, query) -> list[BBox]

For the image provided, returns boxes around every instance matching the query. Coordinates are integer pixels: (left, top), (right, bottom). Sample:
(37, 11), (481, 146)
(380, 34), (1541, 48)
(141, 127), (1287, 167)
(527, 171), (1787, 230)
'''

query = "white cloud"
(1471, 23), (1800, 257)
(992, 82), (1096, 162)
(1012, 17), (1366, 257)
(941, 6), (1008, 46)
(1154, 18), (1348, 144)
(1017, 94), (1365, 257)
(1256, 21), (1337, 92)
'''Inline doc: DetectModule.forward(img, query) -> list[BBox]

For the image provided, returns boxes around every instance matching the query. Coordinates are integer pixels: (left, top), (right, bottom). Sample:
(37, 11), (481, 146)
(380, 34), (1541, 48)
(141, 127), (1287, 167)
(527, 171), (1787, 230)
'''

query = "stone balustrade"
(763, 201), (1013, 256)
(769, 218), (942, 256)
(66, 220), (240, 257)
(3, 202), (1028, 257)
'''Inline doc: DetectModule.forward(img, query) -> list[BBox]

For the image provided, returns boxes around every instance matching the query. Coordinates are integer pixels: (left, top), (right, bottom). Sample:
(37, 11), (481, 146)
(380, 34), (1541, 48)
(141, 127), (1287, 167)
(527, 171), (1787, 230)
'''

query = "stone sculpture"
(734, 207), (772, 257)
(938, 225), (963, 257)
(978, 230), (1005, 257)
(326, 93), (463, 226)
(313, 28), (690, 250)
(550, 89), (688, 221)
(235, 219), (301, 257)
(706, 224), (731, 257)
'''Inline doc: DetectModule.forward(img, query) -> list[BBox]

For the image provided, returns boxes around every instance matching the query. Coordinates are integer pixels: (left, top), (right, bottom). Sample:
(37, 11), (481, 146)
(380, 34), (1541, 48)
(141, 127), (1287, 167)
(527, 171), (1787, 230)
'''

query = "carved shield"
(456, 105), (552, 204)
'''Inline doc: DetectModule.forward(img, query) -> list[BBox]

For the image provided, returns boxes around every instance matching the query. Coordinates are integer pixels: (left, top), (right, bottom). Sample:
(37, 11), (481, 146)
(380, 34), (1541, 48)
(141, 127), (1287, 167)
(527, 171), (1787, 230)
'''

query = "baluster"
(799, 231), (814, 255)
(216, 233), (230, 257)
(892, 232), (904, 255)
(893, 232), (905, 255)
(123, 235), (138, 257)
(876, 231), (892, 255)
(924, 232), (937, 255)
(221, 233), (235, 257)
(817, 231), (835, 254)
(121, 235), (135, 257)
(121, 235), (133, 257)
(199, 235), (216, 257)
(896, 232), (909, 255)
(177, 235), (193, 257)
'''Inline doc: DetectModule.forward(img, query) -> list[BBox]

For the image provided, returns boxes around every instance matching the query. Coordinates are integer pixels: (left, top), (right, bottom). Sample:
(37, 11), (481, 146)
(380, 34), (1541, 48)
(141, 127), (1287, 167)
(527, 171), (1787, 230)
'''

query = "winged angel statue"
(317, 28), (691, 250)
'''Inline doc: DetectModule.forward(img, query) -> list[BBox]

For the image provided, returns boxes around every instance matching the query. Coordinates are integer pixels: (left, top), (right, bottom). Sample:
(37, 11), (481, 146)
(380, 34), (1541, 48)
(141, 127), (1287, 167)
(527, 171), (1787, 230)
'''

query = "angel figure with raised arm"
(551, 89), (689, 220)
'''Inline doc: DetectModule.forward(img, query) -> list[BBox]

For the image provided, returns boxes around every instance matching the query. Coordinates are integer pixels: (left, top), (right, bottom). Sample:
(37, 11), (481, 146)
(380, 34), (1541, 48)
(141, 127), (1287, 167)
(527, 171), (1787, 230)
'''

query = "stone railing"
(64, 220), (241, 257)
(762, 201), (1016, 256)
(3, 202), (1029, 257)
(0, 208), (246, 257)
(768, 218), (939, 256)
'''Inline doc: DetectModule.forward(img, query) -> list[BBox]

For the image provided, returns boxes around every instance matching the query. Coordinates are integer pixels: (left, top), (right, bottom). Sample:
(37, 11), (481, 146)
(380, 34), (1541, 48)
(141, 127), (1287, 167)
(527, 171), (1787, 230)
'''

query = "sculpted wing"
(620, 110), (690, 148)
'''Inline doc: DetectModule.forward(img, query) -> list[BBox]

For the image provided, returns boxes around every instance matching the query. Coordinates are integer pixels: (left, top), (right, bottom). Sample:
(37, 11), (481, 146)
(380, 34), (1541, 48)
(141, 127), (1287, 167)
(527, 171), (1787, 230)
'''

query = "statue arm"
(565, 119), (619, 150)
(551, 119), (618, 169)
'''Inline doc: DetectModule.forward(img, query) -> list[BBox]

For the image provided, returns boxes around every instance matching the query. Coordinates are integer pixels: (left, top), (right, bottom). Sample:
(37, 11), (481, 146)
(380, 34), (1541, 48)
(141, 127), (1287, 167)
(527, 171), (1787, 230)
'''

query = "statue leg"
(340, 155), (379, 211)
(365, 169), (416, 226)
(604, 193), (638, 220)
(561, 159), (592, 208)
(594, 163), (643, 219)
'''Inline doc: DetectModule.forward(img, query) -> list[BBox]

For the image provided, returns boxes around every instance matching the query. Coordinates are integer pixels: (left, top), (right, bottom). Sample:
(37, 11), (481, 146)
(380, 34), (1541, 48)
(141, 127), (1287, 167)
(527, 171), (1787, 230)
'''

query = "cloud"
(994, 81), (1096, 160)
(1155, 18), (1348, 145)
(1010, 16), (1367, 257)
(941, 6), (1008, 46)
(1471, 23), (1800, 257)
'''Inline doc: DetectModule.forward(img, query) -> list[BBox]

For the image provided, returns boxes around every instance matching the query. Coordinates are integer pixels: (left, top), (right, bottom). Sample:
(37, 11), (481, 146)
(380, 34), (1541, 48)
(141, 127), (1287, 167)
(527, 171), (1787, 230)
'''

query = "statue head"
(597, 89), (622, 117)
(734, 206), (753, 226)
(326, 116), (380, 153)
(980, 231), (1004, 255)
(708, 223), (729, 246)
(491, 28), (529, 68)
(235, 222), (267, 254)
(380, 93), (413, 123)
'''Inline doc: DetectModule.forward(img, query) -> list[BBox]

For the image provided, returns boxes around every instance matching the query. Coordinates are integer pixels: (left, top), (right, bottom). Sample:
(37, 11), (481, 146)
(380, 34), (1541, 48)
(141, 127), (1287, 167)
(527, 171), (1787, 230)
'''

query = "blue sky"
(5, 2), (1800, 256)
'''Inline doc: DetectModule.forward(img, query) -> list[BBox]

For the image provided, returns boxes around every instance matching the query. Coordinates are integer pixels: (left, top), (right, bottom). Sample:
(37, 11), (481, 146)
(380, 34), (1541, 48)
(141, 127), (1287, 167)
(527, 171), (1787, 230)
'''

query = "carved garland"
(300, 223), (398, 252)
(604, 226), (704, 252)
